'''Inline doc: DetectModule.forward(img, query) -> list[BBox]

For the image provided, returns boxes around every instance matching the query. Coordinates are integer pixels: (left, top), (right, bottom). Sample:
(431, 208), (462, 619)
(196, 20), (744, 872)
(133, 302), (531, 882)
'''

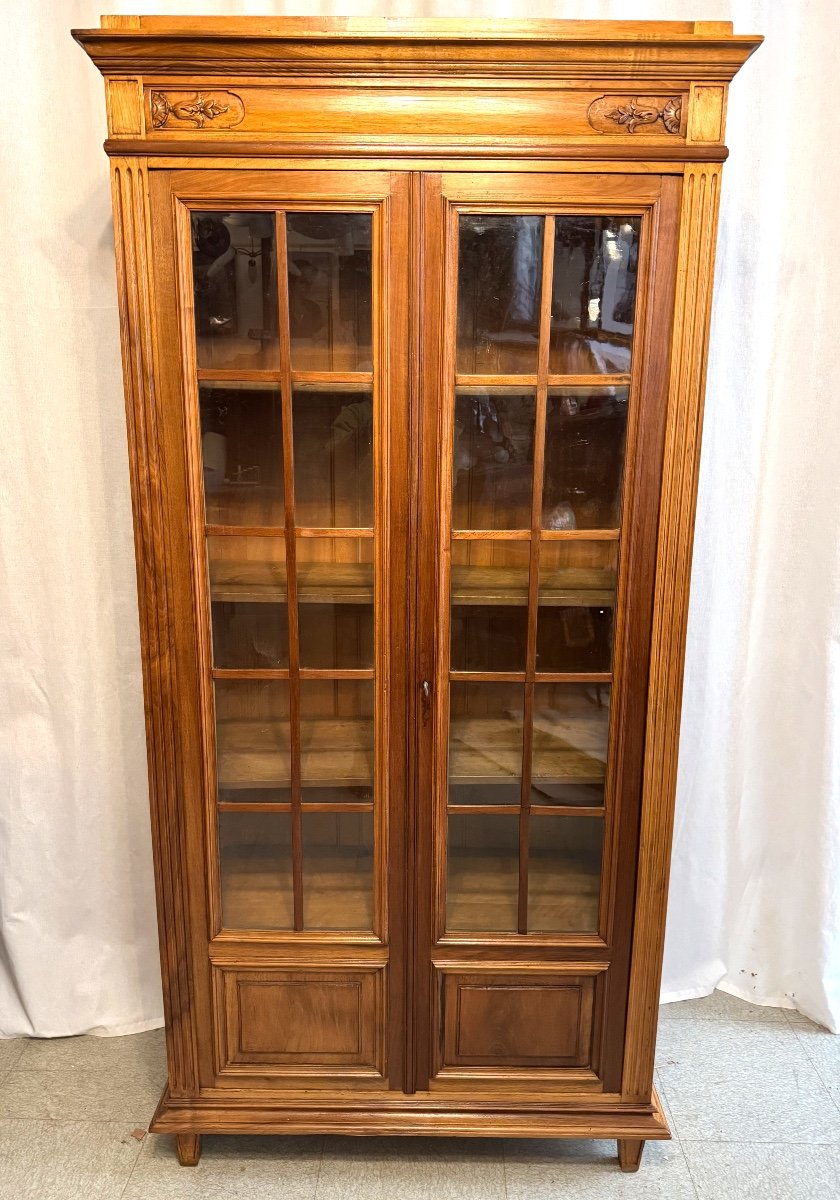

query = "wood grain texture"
(175, 1132), (201, 1165)
(109, 158), (200, 1101)
(618, 1137), (645, 1171)
(621, 165), (723, 1102)
(79, 14), (758, 1169)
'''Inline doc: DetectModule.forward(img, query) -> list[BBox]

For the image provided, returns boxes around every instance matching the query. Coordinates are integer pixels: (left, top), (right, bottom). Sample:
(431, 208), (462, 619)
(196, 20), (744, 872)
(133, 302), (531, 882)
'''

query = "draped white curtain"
(1, 0), (837, 1038)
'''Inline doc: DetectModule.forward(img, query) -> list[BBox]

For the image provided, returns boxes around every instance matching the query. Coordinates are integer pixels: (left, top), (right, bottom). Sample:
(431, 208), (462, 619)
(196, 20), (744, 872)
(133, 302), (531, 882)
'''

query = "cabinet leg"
(618, 1138), (645, 1172)
(176, 1133), (202, 1166)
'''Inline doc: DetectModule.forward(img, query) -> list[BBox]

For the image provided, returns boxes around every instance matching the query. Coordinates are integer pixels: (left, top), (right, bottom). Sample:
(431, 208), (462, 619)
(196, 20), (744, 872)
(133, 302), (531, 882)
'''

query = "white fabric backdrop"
(1, 0), (838, 1038)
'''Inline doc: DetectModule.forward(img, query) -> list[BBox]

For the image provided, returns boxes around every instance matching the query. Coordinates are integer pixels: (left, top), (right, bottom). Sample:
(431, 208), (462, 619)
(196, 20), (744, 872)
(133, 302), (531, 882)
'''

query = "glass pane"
(207, 536), (288, 669)
(549, 217), (640, 375)
(302, 812), (374, 931)
(297, 538), (374, 670)
(528, 815), (603, 932)
(215, 680), (291, 793)
(300, 680), (374, 800)
(286, 213), (372, 371)
(219, 811), (293, 930)
(450, 541), (529, 673)
(531, 684), (610, 807)
(449, 681), (525, 794)
(200, 382), (284, 526)
(457, 215), (543, 375)
(542, 386), (629, 530)
(293, 386), (373, 528)
(447, 813), (519, 932)
(452, 388), (535, 530)
(193, 212), (278, 370)
(536, 541), (617, 673)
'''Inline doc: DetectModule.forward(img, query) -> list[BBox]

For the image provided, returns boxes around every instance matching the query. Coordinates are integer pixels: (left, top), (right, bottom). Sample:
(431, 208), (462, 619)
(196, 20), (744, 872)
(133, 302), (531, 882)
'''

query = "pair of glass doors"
(152, 168), (676, 1089)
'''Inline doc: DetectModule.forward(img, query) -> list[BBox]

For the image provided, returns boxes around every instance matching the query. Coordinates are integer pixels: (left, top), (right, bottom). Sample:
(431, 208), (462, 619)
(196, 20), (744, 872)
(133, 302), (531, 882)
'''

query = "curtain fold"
(0, 0), (837, 1037)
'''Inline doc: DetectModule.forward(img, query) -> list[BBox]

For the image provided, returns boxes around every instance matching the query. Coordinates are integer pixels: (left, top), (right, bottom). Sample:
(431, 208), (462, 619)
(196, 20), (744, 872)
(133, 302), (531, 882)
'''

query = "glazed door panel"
(149, 169), (411, 1092)
(415, 172), (680, 1093)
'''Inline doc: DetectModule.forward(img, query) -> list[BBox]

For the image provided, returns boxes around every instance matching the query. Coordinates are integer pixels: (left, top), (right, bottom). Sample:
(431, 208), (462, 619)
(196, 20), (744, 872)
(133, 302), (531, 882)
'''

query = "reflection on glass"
(292, 387), (373, 528)
(300, 680), (374, 798)
(531, 684), (609, 807)
(302, 812), (374, 931)
(452, 389), (535, 530)
(447, 813), (519, 932)
(549, 217), (640, 375)
(192, 212), (278, 370)
(286, 213), (372, 371)
(296, 537), (374, 669)
(457, 215), (544, 375)
(528, 815), (603, 932)
(450, 541), (530, 672)
(200, 382), (284, 526)
(542, 386), (628, 530)
(207, 536), (288, 669)
(214, 680), (291, 793)
(219, 811), (293, 930)
(536, 541), (617, 673)
(449, 681), (525, 793)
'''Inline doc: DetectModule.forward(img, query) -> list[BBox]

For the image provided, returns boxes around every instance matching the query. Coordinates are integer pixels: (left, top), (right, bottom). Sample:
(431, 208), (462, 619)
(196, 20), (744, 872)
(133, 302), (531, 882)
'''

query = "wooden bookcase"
(74, 16), (760, 1172)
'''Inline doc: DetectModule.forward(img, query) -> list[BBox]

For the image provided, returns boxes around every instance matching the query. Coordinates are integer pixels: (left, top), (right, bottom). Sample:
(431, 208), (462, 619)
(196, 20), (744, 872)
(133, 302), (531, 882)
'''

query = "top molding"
(73, 16), (762, 81)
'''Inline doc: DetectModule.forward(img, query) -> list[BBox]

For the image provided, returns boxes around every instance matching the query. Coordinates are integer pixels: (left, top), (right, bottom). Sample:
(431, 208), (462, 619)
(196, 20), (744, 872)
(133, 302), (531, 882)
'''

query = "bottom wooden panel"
(214, 965), (385, 1081)
(433, 962), (607, 1083)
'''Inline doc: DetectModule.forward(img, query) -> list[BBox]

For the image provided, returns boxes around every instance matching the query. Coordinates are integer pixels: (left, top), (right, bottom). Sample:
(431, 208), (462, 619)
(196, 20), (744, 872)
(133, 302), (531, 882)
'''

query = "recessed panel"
(216, 965), (385, 1077)
(437, 967), (599, 1072)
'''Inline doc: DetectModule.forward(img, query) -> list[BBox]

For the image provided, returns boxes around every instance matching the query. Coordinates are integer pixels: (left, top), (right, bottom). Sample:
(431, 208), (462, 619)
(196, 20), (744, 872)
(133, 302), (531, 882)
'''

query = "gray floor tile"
(786, 1011), (840, 1110)
(660, 990), (788, 1024)
(317, 1136), (506, 1199)
(16, 1028), (165, 1073)
(683, 1140), (840, 1199)
(0, 1060), (165, 1123)
(0, 1028), (166, 1123)
(0, 1119), (143, 1200)
(503, 1137), (697, 1198)
(656, 1017), (840, 1143)
(0, 1040), (25, 1083)
(124, 1133), (323, 1199)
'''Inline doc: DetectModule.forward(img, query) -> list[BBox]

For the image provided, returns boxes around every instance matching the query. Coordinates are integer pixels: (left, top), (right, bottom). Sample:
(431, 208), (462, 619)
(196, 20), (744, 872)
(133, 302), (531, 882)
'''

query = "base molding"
(151, 1087), (671, 1141)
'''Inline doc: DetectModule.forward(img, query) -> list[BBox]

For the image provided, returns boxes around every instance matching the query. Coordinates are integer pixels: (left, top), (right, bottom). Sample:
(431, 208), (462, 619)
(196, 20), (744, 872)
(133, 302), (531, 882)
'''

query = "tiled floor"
(0, 992), (838, 1199)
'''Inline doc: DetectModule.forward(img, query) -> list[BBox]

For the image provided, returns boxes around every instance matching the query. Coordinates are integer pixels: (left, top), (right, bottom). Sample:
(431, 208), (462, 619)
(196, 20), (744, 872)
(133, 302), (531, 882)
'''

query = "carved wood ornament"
(150, 90), (245, 131)
(588, 96), (683, 136)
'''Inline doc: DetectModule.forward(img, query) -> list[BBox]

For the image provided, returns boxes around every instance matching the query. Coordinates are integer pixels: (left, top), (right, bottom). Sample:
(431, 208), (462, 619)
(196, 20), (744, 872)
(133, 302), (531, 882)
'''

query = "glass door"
(150, 169), (411, 1091)
(416, 172), (679, 1092)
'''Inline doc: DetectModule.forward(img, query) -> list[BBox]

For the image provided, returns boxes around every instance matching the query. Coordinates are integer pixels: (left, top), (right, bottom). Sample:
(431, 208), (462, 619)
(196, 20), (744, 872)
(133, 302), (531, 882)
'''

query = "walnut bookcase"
(74, 16), (760, 1172)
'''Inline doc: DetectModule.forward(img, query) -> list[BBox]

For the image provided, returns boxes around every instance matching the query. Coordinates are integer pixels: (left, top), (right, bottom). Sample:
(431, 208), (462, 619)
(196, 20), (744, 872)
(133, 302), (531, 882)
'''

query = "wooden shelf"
(209, 560), (615, 608)
(216, 714), (606, 790)
(220, 846), (373, 931)
(446, 850), (600, 933)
